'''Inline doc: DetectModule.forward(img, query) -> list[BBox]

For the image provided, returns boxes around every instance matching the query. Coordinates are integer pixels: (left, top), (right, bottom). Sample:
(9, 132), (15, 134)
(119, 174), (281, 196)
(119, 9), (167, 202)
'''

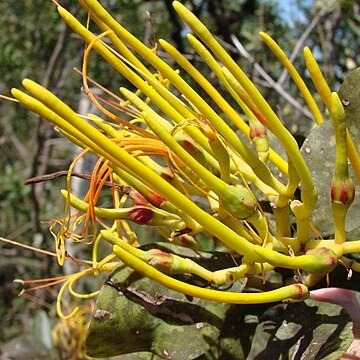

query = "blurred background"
(1, 0), (360, 358)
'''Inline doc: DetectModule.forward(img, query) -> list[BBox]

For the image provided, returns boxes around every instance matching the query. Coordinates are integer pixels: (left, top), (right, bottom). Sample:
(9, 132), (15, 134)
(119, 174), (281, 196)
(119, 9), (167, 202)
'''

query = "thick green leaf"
(85, 246), (242, 359)
(85, 246), (353, 359)
(299, 68), (360, 238)
(338, 67), (360, 149)
(246, 299), (353, 359)
(300, 121), (360, 238)
(86, 266), (229, 359)
(198, 299), (352, 360)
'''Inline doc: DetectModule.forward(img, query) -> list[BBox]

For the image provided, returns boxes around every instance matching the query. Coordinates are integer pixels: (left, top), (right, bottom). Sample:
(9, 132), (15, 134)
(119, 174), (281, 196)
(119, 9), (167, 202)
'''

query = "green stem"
(272, 204), (291, 238)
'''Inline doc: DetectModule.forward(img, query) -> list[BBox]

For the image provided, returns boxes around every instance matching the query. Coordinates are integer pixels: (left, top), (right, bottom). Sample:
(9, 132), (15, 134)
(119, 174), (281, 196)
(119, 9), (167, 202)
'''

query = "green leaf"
(300, 67), (360, 238)
(85, 246), (240, 359)
(246, 299), (353, 359)
(301, 121), (360, 238)
(85, 245), (353, 359)
(338, 67), (360, 143)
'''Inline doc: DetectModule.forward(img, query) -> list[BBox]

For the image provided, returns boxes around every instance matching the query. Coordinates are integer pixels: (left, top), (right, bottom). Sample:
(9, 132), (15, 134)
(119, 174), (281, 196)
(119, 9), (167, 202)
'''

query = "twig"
(24, 170), (125, 192)
(0, 237), (57, 257)
(42, 22), (68, 88)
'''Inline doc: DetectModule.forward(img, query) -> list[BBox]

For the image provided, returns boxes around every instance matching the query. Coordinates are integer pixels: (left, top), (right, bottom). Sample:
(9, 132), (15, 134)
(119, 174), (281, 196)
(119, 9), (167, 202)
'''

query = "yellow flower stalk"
(259, 32), (324, 125)
(330, 92), (355, 244)
(111, 243), (308, 304)
(8, 0), (360, 335)
(304, 46), (360, 186)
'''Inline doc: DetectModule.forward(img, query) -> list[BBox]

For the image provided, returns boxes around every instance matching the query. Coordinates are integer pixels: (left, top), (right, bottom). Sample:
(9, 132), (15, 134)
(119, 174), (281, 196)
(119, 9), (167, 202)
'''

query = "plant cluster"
(6, 0), (360, 358)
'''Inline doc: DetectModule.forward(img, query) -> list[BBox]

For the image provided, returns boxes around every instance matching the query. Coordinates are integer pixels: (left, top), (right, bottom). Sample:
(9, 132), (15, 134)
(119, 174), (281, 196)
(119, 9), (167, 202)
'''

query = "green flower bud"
(147, 249), (175, 273)
(220, 184), (257, 219)
(305, 247), (338, 273)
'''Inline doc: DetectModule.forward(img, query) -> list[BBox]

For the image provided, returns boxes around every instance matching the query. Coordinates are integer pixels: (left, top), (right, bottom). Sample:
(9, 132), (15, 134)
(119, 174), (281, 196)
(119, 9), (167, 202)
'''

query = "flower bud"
(305, 247), (337, 273)
(147, 249), (174, 273)
(331, 175), (355, 244)
(249, 121), (267, 140)
(220, 184), (257, 219)
(331, 176), (355, 206)
(129, 205), (153, 224)
(249, 117), (269, 163)
(131, 190), (150, 206)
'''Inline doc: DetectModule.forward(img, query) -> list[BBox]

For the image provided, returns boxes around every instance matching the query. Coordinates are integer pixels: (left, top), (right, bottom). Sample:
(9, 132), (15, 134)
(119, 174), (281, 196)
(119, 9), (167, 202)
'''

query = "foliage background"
(1, 0), (360, 358)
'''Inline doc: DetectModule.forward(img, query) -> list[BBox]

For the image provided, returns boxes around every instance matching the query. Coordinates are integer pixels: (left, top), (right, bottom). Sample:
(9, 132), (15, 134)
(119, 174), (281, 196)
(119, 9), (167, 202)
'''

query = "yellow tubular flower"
(8, 0), (360, 321)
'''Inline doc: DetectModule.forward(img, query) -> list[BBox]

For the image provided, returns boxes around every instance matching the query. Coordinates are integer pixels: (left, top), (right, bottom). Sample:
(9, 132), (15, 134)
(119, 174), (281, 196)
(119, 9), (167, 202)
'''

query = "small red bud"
(129, 205), (153, 224)
(331, 177), (355, 205)
(340, 182), (355, 204)
(249, 125), (267, 140)
(133, 189), (166, 208)
(148, 249), (172, 257)
(174, 234), (199, 249)
(179, 235), (192, 247)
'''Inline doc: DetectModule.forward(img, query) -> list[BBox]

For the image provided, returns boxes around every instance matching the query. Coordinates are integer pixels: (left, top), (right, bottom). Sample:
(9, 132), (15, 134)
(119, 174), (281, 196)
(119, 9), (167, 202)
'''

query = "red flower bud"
(249, 123), (267, 140)
(330, 177), (355, 205)
(129, 205), (153, 224)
